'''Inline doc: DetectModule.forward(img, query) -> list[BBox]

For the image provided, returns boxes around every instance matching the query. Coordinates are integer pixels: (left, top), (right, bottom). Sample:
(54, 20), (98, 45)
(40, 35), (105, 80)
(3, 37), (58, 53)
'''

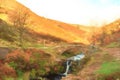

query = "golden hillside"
(0, 0), (90, 44)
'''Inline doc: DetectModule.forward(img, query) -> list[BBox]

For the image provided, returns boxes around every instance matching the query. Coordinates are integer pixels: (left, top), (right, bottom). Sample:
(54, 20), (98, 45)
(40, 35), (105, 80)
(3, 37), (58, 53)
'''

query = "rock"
(0, 47), (11, 59)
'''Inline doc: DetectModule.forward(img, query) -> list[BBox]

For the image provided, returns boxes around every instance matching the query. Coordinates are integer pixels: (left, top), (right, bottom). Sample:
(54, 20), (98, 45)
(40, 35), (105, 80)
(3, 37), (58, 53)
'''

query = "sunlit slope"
(102, 19), (120, 33)
(102, 19), (120, 43)
(0, 0), (89, 44)
(27, 9), (89, 44)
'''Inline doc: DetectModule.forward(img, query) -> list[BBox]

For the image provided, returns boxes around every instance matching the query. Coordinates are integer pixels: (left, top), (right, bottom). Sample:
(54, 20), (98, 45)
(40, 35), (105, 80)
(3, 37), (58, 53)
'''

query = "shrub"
(106, 42), (120, 48)
(6, 49), (52, 79)
(0, 63), (16, 79)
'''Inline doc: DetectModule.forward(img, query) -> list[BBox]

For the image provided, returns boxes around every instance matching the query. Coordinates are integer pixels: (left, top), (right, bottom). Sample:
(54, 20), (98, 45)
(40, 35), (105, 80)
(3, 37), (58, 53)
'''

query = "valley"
(0, 0), (120, 80)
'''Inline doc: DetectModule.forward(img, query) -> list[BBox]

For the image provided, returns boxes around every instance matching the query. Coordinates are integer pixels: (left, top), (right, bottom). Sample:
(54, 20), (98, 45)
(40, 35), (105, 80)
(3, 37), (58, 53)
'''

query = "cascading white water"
(67, 53), (85, 61)
(62, 60), (72, 76)
(62, 53), (85, 76)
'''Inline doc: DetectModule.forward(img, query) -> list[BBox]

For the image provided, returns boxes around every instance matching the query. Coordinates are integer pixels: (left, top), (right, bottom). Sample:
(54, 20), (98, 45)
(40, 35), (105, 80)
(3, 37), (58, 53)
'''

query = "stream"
(53, 53), (85, 80)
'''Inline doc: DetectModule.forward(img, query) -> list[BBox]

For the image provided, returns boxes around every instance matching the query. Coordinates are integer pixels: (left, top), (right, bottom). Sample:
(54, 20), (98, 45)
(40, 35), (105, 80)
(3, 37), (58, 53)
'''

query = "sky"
(17, 0), (120, 26)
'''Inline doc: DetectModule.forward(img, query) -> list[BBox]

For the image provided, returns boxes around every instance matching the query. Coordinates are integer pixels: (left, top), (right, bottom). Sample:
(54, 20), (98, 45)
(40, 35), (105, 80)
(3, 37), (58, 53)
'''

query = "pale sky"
(17, 0), (120, 26)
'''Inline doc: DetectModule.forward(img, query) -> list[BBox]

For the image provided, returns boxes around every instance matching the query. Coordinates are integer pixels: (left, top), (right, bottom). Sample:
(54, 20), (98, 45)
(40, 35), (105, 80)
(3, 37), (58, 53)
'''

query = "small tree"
(9, 6), (29, 47)
(90, 29), (97, 45)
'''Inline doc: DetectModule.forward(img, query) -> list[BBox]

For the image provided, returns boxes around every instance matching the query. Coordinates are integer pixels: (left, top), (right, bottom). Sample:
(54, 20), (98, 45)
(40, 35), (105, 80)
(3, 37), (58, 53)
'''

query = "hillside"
(103, 19), (120, 31)
(102, 19), (120, 44)
(0, 18), (68, 47)
(0, 0), (90, 44)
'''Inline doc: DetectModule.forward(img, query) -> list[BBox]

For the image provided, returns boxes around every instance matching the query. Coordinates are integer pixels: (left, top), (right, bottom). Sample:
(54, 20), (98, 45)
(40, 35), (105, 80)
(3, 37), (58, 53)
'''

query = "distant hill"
(102, 19), (120, 32)
(102, 19), (120, 43)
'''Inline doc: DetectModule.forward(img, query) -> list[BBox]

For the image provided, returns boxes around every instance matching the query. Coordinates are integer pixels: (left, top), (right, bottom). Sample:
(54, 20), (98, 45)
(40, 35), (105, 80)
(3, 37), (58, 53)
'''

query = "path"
(103, 48), (120, 60)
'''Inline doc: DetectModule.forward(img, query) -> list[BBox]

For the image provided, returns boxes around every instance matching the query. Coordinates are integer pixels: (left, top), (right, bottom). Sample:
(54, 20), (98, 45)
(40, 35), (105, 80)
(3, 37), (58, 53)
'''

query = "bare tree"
(9, 6), (29, 47)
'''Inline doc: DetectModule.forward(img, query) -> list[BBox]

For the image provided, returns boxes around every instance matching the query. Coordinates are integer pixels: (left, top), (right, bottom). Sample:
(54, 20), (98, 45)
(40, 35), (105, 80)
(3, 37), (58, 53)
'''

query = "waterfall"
(62, 60), (72, 76)
(62, 53), (85, 76)
(38, 53), (85, 80)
